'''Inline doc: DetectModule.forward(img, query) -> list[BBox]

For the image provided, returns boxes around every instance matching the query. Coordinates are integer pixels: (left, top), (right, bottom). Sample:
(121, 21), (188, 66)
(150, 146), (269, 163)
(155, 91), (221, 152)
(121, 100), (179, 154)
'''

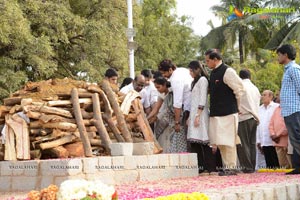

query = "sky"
(176, 0), (222, 36)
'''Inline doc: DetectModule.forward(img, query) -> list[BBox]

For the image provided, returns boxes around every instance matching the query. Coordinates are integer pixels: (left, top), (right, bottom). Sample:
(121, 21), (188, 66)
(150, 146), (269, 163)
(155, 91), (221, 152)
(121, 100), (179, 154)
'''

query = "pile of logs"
(0, 78), (162, 160)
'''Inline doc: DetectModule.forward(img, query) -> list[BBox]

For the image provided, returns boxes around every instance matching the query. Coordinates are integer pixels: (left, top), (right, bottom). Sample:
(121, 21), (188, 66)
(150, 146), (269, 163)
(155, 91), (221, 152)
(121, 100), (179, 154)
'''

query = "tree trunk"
(71, 88), (93, 157)
(239, 30), (244, 64)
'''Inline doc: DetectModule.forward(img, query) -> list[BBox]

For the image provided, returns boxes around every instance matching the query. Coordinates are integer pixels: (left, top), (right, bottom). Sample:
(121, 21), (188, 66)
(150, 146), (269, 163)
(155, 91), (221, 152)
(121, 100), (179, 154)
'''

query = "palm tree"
(201, 0), (253, 63)
(263, 0), (300, 49)
(201, 0), (295, 63)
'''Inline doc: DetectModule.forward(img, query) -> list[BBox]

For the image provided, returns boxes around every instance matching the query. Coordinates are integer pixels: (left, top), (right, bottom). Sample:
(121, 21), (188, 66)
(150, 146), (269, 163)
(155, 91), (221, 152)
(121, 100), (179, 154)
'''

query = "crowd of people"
(104, 44), (300, 176)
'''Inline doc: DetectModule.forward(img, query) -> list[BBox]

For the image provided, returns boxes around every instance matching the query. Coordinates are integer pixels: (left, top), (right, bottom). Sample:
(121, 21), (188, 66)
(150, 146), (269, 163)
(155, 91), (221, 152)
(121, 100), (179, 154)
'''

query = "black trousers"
(190, 142), (222, 173)
(262, 146), (280, 169)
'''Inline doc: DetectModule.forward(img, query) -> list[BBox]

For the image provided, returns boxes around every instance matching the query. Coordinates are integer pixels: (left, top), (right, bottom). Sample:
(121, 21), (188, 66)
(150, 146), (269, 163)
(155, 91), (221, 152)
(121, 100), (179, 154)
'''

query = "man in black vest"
(205, 49), (244, 176)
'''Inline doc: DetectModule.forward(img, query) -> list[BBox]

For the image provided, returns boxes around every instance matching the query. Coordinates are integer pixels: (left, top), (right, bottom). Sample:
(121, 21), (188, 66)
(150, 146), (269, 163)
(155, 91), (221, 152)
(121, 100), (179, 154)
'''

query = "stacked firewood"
(0, 78), (162, 160)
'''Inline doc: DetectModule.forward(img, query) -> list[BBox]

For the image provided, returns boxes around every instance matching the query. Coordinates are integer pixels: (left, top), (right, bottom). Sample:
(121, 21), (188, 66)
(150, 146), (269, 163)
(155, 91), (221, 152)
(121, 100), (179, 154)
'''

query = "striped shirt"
(280, 61), (300, 117)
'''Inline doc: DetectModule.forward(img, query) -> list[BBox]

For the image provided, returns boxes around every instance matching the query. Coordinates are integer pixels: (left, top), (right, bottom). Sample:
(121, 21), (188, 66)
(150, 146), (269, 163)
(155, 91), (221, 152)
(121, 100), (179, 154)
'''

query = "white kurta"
(209, 67), (244, 147)
(187, 77), (209, 143)
(256, 101), (279, 147)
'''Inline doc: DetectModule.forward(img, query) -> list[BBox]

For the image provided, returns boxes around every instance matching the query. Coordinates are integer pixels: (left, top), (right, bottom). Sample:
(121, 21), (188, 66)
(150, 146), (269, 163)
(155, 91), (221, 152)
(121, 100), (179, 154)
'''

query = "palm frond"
(200, 24), (230, 51)
(264, 19), (300, 49)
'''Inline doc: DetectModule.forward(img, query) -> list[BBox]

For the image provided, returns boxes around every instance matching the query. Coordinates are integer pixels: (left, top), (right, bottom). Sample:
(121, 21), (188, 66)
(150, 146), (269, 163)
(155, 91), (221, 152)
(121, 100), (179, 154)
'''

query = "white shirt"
(120, 83), (134, 94)
(120, 83), (149, 108)
(256, 101), (279, 146)
(144, 81), (158, 106)
(169, 67), (193, 111)
(239, 79), (261, 122)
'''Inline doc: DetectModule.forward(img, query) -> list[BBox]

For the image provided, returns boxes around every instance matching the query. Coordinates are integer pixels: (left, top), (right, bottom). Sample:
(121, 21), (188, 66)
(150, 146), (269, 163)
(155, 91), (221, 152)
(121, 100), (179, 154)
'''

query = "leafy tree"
(201, 0), (290, 64)
(0, 0), (129, 100)
(134, 0), (201, 71)
(0, 0), (202, 101)
(263, 0), (300, 49)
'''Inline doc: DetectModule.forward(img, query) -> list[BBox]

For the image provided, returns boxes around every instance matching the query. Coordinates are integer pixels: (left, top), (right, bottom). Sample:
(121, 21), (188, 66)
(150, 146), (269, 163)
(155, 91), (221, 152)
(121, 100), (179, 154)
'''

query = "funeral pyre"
(0, 78), (162, 160)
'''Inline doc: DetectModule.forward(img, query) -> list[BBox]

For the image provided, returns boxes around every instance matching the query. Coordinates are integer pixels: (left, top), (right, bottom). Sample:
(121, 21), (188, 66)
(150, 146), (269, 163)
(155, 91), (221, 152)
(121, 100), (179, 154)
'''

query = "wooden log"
(73, 131), (96, 139)
(56, 92), (94, 99)
(29, 120), (77, 131)
(81, 109), (93, 119)
(126, 113), (137, 122)
(87, 85), (103, 95)
(23, 104), (73, 118)
(51, 129), (73, 138)
(64, 142), (84, 157)
(91, 93), (111, 152)
(30, 149), (41, 159)
(26, 111), (91, 125)
(78, 92), (94, 98)
(21, 98), (33, 106)
(9, 105), (22, 114)
(26, 110), (41, 119)
(41, 96), (59, 101)
(4, 115), (17, 160)
(30, 128), (52, 136)
(39, 135), (76, 150)
(129, 121), (139, 131)
(89, 139), (103, 146)
(8, 114), (30, 160)
(71, 88), (92, 157)
(132, 99), (162, 154)
(102, 115), (125, 142)
(47, 98), (92, 107)
(84, 126), (97, 132)
(0, 106), (11, 117)
(133, 137), (147, 143)
(98, 89), (113, 115)
(100, 80), (132, 142)
(47, 146), (69, 158)
(3, 97), (22, 106)
(78, 88), (89, 93)
(31, 134), (64, 148)
(98, 87), (125, 142)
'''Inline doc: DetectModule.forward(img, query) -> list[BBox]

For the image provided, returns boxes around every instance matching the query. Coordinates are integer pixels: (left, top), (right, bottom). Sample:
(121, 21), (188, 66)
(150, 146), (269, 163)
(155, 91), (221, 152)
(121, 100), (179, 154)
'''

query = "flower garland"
(27, 180), (117, 200)
(57, 179), (117, 200)
(142, 192), (209, 200)
(257, 168), (294, 173)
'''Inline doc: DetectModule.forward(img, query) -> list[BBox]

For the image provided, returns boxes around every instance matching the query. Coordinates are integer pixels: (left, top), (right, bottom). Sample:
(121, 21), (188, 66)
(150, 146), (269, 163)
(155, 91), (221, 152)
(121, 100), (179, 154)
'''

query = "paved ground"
(1, 172), (300, 200)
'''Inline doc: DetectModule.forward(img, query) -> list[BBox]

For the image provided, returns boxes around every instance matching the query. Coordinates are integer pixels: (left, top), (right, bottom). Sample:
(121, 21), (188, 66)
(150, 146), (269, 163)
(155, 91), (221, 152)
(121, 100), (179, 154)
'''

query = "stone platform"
(0, 153), (198, 192)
